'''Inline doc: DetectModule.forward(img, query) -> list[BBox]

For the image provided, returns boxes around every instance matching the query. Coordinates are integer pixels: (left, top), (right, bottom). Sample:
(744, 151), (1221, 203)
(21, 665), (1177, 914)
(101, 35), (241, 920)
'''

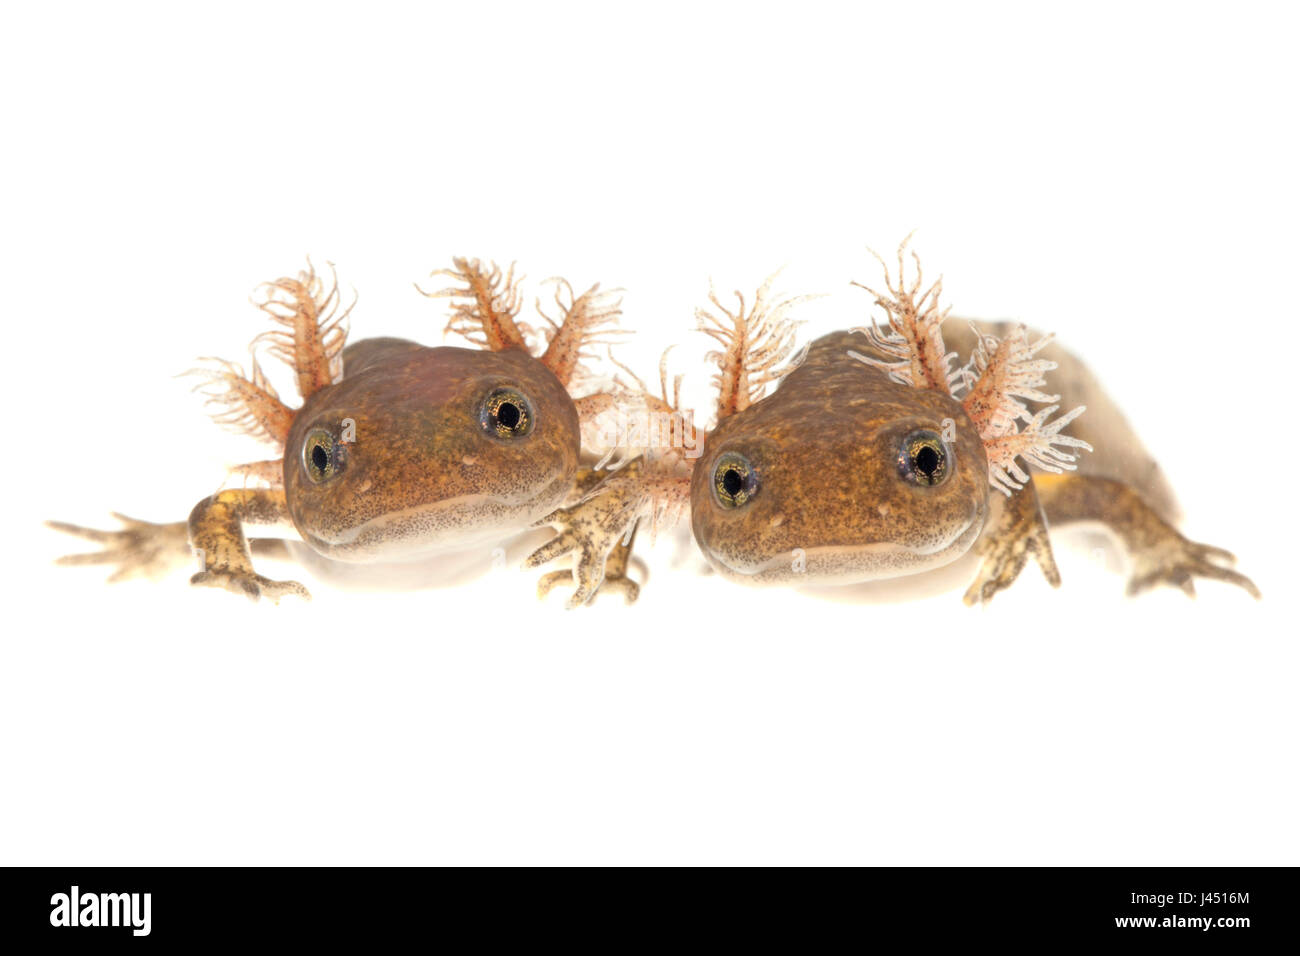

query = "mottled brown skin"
(946, 321), (1255, 600)
(50, 336), (583, 601)
(284, 337), (580, 562)
(1032, 473), (1259, 598)
(189, 487), (306, 600)
(691, 331), (990, 585)
(691, 323), (1258, 601)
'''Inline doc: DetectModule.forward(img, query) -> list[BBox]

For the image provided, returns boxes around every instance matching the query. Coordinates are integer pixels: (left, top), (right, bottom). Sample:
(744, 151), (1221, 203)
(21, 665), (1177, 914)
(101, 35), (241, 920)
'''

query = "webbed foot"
(47, 513), (192, 583)
(536, 567), (641, 605)
(186, 486), (311, 603)
(189, 566), (310, 603)
(1126, 533), (1259, 599)
(1032, 473), (1261, 601)
(535, 526), (644, 606)
(590, 570), (642, 605)
(525, 462), (645, 608)
(963, 479), (1060, 606)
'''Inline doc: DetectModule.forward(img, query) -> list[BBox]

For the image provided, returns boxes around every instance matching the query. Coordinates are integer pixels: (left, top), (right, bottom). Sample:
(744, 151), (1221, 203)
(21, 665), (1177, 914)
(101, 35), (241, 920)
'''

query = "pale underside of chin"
(705, 516), (985, 588)
(281, 527), (554, 591)
(304, 491), (560, 563)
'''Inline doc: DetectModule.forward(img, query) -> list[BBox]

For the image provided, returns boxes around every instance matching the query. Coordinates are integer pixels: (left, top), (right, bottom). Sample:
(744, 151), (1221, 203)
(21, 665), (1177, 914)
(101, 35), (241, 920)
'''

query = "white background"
(2, 2), (1296, 865)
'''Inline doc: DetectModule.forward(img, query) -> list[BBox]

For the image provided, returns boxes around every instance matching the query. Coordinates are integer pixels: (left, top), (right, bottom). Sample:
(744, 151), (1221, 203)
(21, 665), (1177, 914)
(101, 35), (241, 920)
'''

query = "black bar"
(0, 866), (1292, 946)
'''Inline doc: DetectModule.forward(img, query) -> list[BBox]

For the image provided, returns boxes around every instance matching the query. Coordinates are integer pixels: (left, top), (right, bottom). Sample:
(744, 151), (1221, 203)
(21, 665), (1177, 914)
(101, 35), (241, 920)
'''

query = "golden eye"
(481, 387), (534, 439)
(302, 428), (343, 483)
(898, 430), (950, 486)
(712, 451), (758, 508)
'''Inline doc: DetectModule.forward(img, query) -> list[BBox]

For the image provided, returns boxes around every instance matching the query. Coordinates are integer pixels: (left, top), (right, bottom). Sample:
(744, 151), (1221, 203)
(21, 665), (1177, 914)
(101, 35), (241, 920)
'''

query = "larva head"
(284, 340), (580, 561)
(689, 331), (990, 585)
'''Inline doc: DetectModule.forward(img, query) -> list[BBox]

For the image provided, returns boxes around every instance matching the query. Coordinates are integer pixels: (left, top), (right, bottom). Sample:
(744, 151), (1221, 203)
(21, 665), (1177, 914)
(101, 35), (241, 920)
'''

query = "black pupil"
(497, 401), (521, 429)
(311, 443), (329, 472)
(914, 444), (940, 476)
(721, 467), (745, 497)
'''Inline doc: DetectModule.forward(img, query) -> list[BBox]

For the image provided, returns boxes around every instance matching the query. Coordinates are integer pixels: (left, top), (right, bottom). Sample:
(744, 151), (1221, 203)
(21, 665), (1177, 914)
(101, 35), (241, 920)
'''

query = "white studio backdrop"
(1, 2), (1296, 865)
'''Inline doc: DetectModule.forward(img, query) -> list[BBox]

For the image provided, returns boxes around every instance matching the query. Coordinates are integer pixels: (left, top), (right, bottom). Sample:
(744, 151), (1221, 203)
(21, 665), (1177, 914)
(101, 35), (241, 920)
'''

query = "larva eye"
(302, 428), (344, 483)
(899, 430), (950, 486)
(481, 388), (534, 439)
(712, 452), (759, 508)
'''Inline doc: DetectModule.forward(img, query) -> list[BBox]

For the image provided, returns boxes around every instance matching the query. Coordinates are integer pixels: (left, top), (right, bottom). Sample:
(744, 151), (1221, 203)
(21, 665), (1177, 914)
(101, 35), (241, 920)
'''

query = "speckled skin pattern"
(284, 337), (580, 561)
(691, 331), (990, 584)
